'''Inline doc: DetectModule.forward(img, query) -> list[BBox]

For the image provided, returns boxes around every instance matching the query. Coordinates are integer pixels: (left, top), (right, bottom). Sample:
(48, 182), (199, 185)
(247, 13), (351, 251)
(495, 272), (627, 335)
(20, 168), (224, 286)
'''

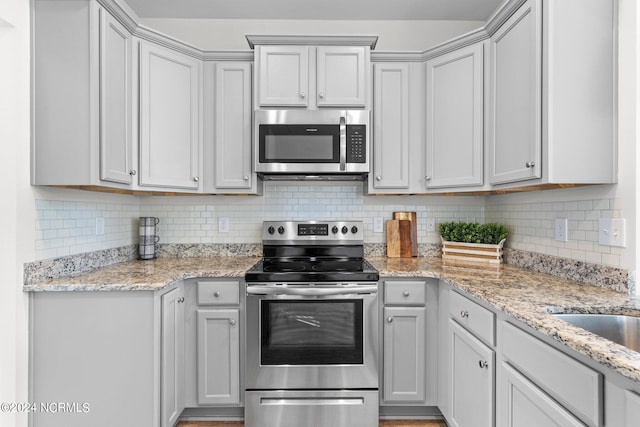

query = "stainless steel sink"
(552, 313), (640, 353)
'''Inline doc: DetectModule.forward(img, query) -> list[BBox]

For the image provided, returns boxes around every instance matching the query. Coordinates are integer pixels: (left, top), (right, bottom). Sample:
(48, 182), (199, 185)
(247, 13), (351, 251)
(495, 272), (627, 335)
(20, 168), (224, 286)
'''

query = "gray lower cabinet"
(197, 309), (240, 405)
(195, 280), (242, 406)
(625, 390), (640, 426)
(449, 319), (495, 427)
(161, 286), (186, 427)
(500, 363), (584, 427)
(29, 288), (179, 427)
(381, 279), (439, 407)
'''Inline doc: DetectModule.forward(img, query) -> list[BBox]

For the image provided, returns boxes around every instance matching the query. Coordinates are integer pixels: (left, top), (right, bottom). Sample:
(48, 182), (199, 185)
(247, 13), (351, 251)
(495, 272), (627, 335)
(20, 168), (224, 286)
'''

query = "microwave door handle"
(339, 116), (346, 171)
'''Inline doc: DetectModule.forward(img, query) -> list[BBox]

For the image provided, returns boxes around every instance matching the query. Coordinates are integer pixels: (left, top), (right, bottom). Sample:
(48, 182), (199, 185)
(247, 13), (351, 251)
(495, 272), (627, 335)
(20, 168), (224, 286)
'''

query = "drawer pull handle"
(403, 291), (410, 297)
(229, 319), (236, 326)
(479, 360), (489, 369)
(177, 297), (184, 303)
(460, 310), (469, 318)
(387, 316), (394, 323)
(213, 291), (220, 297)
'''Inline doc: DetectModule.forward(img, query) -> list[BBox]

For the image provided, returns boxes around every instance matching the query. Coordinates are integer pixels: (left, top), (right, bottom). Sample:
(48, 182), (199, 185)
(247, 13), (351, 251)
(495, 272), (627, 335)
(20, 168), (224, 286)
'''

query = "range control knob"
(267, 226), (275, 235)
(278, 226), (285, 235)
(332, 226), (339, 234)
(351, 226), (358, 234)
(341, 226), (348, 234)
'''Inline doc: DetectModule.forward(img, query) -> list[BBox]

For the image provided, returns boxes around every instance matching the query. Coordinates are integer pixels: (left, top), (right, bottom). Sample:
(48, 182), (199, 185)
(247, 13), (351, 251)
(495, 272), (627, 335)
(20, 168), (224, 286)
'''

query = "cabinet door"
(197, 309), (240, 405)
(373, 63), (410, 189)
(139, 41), (201, 189)
(214, 62), (253, 191)
(317, 46), (366, 107)
(626, 390), (640, 427)
(488, 0), (542, 185)
(99, 8), (133, 185)
(257, 46), (308, 107)
(501, 363), (585, 427)
(161, 287), (185, 427)
(383, 307), (426, 403)
(426, 43), (483, 189)
(450, 319), (494, 427)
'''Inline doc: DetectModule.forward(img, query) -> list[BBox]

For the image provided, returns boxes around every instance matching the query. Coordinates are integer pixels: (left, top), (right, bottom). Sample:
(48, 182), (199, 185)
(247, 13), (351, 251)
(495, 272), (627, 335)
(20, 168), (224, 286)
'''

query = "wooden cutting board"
(386, 219), (412, 258)
(393, 211), (418, 257)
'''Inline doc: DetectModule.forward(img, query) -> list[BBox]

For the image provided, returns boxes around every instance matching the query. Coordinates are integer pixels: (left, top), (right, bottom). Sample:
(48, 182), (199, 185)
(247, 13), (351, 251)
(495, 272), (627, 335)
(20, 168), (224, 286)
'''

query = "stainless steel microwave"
(254, 110), (370, 179)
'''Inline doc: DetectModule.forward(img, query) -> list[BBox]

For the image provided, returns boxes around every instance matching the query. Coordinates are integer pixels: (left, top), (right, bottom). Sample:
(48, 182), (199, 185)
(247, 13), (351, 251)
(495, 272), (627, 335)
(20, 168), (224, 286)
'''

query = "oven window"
(259, 125), (339, 163)
(260, 299), (363, 365)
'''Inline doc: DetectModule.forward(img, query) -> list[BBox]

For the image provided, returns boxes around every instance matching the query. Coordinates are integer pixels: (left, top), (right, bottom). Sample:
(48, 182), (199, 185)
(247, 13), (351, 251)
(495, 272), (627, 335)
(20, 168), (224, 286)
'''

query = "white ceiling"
(123, 0), (503, 21)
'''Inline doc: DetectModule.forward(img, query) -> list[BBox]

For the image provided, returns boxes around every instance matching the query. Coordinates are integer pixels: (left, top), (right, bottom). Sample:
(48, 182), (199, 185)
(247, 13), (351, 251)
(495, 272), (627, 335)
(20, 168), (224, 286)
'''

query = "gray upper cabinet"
(256, 46), (309, 107)
(488, 0), (542, 185)
(371, 63), (410, 190)
(255, 44), (368, 109)
(32, 0), (134, 189)
(425, 43), (484, 189)
(488, 0), (617, 188)
(138, 40), (202, 190)
(99, 7), (134, 185)
(204, 61), (259, 194)
(316, 46), (367, 107)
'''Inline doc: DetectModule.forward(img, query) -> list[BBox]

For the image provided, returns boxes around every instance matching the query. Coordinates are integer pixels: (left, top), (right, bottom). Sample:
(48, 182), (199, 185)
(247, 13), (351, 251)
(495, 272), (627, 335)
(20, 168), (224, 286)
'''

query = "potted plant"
(438, 221), (509, 264)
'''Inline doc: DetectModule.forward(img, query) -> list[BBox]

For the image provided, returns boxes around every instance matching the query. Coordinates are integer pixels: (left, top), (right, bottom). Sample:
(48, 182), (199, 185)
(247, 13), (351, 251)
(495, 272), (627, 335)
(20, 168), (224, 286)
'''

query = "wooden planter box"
(441, 238), (506, 264)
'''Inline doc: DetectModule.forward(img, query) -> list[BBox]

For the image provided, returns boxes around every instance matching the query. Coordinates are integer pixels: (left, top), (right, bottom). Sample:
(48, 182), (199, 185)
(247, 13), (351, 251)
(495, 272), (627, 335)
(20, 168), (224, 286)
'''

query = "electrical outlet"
(599, 218), (626, 247)
(555, 218), (568, 242)
(373, 217), (383, 233)
(426, 217), (436, 232)
(218, 217), (229, 233)
(95, 217), (105, 235)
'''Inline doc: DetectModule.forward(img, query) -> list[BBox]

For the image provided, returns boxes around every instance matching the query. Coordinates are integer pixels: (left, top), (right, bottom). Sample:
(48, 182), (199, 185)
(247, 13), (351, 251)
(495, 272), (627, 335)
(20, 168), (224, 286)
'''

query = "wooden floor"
(178, 421), (447, 427)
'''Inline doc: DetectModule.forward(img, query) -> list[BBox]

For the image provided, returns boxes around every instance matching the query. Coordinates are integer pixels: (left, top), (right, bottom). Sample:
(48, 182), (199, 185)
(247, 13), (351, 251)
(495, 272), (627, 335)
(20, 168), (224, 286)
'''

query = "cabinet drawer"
(449, 291), (495, 346)
(384, 281), (426, 305)
(197, 280), (240, 306)
(502, 322), (603, 427)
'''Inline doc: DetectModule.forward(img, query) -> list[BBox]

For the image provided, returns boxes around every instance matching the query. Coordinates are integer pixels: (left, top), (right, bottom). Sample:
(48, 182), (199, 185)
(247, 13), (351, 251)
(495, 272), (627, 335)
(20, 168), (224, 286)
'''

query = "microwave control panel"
(346, 125), (367, 163)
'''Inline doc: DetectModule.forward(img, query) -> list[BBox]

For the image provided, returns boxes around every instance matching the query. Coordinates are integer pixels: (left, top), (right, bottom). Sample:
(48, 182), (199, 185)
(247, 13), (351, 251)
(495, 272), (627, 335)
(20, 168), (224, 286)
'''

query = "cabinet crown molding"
(246, 35), (378, 49)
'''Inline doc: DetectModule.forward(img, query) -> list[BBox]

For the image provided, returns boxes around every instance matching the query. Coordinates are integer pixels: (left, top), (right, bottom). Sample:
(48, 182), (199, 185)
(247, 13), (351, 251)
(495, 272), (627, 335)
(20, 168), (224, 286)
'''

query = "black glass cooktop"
(245, 258), (379, 283)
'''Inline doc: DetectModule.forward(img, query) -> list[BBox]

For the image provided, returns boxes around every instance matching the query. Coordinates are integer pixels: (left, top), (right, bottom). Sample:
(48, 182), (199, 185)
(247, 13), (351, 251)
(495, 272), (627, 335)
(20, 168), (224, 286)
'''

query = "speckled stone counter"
(368, 256), (640, 384)
(24, 254), (640, 384)
(23, 256), (260, 292)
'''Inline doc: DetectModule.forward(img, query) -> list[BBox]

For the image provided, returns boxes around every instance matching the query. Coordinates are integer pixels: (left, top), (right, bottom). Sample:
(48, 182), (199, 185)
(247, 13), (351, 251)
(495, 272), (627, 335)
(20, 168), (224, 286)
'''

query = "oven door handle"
(246, 285), (378, 296)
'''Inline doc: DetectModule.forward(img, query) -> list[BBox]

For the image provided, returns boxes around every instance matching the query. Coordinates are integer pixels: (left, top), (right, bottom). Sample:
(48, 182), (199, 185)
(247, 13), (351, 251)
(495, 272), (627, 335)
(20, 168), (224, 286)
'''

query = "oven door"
(246, 283), (379, 390)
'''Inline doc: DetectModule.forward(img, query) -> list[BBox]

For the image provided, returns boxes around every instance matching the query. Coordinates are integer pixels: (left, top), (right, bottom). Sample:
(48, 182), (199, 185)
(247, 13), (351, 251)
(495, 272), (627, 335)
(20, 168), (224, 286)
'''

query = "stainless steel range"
(244, 220), (380, 427)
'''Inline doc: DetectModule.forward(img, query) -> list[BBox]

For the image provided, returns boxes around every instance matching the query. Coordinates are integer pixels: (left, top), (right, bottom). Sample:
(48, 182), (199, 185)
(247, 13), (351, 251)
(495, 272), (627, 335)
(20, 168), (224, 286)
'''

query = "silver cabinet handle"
(213, 291), (220, 298)
(129, 170), (137, 176)
(479, 360), (489, 369)
(300, 91), (306, 99)
(460, 310), (469, 318)
(387, 316), (393, 323)
(319, 92), (325, 99)
(177, 297), (184, 303)
(376, 176), (382, 181)
(193, 176), (199, 182)
(403, 291), (410, 297)
(244, 176), (249, 180)
(425, 176), (431, 181)
(229, 319), (236, 326)
(526, 161), (535, 168)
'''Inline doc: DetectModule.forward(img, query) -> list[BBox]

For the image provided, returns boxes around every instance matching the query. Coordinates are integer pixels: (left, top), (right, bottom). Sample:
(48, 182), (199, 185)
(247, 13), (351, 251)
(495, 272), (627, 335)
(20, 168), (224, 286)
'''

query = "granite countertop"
(23, 256), (261, 292)
(369, 256), (640, 384)
(25, 255), (640, 383)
